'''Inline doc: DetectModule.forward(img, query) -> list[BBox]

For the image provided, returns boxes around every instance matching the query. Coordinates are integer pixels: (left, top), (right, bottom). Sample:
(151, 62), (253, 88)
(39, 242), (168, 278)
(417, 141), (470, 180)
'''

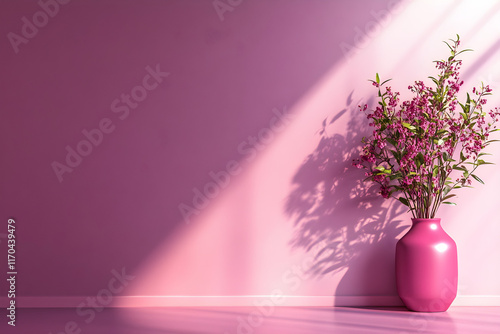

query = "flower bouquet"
(353, 35), (500, 218)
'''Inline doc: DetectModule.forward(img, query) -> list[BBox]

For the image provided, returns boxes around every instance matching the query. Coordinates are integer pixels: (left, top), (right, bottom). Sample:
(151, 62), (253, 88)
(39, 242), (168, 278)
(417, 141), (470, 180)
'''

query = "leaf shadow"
(285, 91), (409, 300)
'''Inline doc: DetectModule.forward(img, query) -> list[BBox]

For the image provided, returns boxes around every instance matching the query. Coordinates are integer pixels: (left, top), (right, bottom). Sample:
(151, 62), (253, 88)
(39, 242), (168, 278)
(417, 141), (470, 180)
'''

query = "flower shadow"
(285, 92), (408, 301)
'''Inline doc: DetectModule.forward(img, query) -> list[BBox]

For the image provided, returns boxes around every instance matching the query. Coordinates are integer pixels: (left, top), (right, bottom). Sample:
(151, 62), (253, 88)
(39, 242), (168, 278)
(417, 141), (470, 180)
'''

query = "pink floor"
(5, 306), (500, 333)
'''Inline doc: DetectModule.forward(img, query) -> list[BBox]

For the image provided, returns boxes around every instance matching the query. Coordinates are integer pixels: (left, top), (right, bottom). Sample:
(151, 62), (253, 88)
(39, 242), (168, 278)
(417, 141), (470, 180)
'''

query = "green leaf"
(471, 174), (484, 184)
(416, 152), (425, 166)
(443, 186), (452, 196)
(375, 166), (391, 174)
(456, 48), (473, 55)
(432, 165), (439, 177)
(442, 194), (456, 201)
(429, 76), (439, 86)
(376, 73), (380, 84)
(398, 197), (410, 207)
(443, 202), (457, 205)
(389, 171), (402, 180)
(442, 152), (449, 161)
(460, 151), (466, 162)
(402, 122), (416, 131)
(458, 102), (467, 113)
(453, 165), (467, 171)
(381, 78), (392, 86)
(443, 40), (454, 51)
(386, 138), (397, 147)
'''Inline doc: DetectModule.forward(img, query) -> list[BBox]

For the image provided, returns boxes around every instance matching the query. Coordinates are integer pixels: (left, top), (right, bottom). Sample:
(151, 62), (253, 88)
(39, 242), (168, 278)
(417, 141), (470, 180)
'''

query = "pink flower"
(380, 187), (390, 199)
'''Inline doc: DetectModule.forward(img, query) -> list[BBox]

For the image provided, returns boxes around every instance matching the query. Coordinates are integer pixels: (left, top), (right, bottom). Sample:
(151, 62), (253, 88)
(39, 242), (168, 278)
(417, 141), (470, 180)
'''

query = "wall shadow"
(0, 0), (407, 299)
(285, 92), (408, 300)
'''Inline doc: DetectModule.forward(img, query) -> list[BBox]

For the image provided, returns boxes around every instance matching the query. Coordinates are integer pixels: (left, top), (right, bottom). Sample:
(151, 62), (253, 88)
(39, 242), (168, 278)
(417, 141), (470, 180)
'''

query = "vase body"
(396, 218), (458, 312)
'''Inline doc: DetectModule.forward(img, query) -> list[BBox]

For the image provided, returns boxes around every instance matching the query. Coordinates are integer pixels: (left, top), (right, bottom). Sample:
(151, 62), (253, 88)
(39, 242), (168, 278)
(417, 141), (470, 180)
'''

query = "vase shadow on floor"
(285, 91), (408, 303)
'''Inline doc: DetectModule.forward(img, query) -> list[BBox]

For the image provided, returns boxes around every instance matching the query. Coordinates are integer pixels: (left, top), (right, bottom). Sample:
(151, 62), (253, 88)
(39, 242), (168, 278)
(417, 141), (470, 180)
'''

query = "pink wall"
(1, 0), (499, 307)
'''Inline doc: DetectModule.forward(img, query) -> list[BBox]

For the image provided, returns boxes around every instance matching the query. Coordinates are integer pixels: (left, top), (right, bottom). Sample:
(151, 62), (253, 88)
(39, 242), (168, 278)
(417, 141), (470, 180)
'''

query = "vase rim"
(411, 218), (441, 222)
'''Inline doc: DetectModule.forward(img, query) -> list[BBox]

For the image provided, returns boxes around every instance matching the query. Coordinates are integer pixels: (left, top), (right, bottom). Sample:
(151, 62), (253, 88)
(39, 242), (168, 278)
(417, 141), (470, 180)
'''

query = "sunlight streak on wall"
(119, 0), (500, 306)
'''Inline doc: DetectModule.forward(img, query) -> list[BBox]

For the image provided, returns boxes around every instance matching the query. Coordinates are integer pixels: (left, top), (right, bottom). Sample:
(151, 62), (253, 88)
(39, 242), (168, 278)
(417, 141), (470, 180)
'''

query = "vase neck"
(411, 218), (442, 229)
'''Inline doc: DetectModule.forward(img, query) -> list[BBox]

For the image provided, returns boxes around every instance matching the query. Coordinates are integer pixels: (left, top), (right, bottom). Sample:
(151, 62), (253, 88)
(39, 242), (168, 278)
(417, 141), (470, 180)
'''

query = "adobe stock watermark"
(6, 219), (17, 327)
(178, 106), (294, 224)
(339, 0), (408, 61)
(212, 0), (244, 21)
(51, 64), (169, 183)
(224, 241), (328, 334)
(48, 267), (135, 334)
(7, 0), (72, 54)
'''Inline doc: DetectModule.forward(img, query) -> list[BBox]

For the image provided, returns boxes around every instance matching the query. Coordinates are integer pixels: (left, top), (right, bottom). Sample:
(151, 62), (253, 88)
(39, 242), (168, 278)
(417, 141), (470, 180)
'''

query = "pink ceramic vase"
(396, 218), (458, 312)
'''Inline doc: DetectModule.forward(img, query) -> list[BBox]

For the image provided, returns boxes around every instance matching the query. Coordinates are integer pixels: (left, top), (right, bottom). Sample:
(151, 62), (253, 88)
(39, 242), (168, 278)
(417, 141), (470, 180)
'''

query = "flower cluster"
(353, 35), (500, 218)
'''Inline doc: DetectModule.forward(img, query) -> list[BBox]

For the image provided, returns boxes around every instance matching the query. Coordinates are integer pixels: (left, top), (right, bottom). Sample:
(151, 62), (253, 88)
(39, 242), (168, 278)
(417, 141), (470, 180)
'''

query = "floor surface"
(3, 306), (500, 333)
